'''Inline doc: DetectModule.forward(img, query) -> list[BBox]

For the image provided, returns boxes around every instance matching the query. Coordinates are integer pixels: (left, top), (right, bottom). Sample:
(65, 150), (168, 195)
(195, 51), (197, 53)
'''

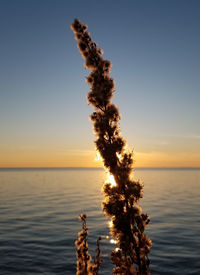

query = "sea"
(0, 168), (200, 275)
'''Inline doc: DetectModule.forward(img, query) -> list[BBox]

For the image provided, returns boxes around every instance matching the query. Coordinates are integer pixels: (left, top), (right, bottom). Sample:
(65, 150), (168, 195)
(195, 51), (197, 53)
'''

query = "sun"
(94, 151), (103, 162)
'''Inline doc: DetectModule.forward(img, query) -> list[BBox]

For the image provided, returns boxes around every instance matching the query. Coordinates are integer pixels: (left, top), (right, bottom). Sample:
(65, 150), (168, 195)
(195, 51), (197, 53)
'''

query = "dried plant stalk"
(75, 214), (93, 275)
(93, 237), (103, 275)
(71, 19), (152, 274)
(75, 215), (102, 275)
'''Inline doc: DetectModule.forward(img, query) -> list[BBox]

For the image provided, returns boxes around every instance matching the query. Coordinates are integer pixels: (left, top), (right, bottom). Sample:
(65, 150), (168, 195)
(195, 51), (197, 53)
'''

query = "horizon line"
(0, 166), (200, 170)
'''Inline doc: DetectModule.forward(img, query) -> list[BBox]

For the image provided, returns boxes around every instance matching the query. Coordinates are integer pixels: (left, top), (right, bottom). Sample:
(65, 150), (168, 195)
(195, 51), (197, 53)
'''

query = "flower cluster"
(75, 214), (93, 275)
(71, 19), (151, 274)
(75, 215), (102, 275)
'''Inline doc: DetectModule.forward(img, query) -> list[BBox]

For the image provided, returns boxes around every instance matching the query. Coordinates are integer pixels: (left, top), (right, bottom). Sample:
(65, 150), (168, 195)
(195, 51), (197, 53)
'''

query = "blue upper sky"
(0, 0), (200, 167)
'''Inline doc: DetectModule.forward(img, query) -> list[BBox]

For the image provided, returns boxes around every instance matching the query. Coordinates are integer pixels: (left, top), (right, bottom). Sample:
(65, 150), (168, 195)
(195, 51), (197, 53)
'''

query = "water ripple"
(0, 168), (200, 274)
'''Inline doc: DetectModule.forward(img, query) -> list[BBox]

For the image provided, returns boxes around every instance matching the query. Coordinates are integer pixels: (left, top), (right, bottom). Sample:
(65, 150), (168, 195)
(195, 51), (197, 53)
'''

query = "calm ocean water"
(0, 168), (200, 274)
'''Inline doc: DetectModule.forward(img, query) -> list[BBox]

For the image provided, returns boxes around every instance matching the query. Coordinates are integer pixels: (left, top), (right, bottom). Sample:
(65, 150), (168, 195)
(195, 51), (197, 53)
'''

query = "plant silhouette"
(71, 19), (152, 274)
(75, 214), (102, 275)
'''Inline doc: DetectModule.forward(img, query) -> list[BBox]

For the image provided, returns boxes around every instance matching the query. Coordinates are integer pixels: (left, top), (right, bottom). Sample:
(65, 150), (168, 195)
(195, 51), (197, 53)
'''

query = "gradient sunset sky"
(0, 0), (200, 168)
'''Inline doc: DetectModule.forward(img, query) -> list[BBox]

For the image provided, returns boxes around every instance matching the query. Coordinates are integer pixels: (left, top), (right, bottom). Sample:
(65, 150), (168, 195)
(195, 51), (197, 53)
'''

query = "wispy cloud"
(164, 133), (200, 139)
(56, 149), (94, 157)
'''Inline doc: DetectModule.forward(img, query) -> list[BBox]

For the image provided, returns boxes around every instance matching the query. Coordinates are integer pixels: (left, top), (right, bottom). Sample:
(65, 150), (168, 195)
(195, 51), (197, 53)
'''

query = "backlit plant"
(71, 19), (152, 275)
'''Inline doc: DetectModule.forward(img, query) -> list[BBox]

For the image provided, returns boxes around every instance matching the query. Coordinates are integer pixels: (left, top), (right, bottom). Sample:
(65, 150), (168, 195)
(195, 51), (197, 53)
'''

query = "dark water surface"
(0, 168), (200, 274)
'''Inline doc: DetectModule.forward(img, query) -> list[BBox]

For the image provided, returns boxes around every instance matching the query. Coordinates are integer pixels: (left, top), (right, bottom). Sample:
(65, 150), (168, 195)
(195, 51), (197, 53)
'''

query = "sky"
(0, 0), (200, 168)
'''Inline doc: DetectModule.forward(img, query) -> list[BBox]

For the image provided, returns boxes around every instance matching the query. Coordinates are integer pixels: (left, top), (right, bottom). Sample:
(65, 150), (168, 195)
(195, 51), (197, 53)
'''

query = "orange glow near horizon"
(0, 149), (200, 168)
